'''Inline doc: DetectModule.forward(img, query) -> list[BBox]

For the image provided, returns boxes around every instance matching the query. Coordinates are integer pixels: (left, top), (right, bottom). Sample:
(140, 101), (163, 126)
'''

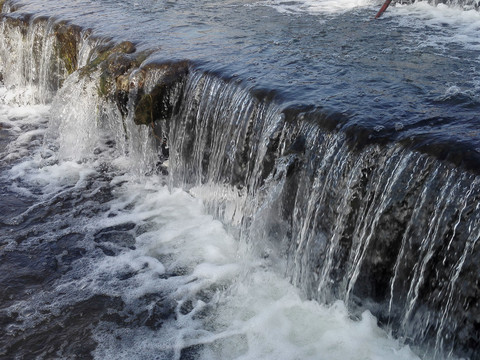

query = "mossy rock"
(113, 41), (136, 55)
(54, 23), (82, 75)
(133, 61), (189, 125)
(96, 54), (130, 96)
(96, 49), (154, 99)
(134, 92), (155, 125)
(115, 73), (130, 94)
(107, 53), (134, 75)
(82, 41), (137, 75)
(77, 41), (152, 100)
(49, 33), (188, 127)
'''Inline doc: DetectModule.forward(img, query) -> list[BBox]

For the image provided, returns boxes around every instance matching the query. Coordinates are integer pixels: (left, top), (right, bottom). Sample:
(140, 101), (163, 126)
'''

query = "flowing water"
(0, 0), (480, 359)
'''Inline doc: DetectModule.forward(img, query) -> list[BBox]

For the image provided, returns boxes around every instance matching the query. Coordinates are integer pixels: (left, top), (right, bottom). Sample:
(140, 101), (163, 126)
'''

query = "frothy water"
(0, 84), (422, 359)
(258, 0), (376, 14)
(392, 2), (480, 51)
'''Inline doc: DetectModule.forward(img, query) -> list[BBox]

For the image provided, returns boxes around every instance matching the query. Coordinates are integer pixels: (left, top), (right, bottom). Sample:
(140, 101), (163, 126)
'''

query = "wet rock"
(96, 244), (119, 256)
(94, 231), (135, 248)
(98, 50), (142, 97)
(75, 41), (159, 121)
(107, 53), (134, 76)
(133, 61), (189, 125)
(94, 223), (137, 254)
(81, 41), (139, 76)
(54, 22), (82, 75)
(180, 344), (203, 360)
(0, 233), (87, 308)
(113, 40), (136, 55)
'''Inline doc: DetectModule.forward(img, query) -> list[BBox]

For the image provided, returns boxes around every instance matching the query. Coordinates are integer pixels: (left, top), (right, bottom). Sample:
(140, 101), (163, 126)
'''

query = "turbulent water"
(0, 56), (421, 360)
(0, 0), (480, 359)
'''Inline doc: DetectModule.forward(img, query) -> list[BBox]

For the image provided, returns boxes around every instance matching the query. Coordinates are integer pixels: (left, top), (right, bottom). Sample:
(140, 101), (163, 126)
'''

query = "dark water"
(6, 0), (480, 156)
(1, 0), (480, 359)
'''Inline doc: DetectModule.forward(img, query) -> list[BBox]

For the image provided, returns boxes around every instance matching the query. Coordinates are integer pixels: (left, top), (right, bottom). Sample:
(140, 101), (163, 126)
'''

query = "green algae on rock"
(133, 61), (189, 125)
(53, 22), (82, 75)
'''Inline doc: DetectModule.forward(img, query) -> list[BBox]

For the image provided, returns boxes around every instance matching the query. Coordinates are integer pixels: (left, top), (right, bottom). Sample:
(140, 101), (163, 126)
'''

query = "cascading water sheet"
(0, 80), (422, 359)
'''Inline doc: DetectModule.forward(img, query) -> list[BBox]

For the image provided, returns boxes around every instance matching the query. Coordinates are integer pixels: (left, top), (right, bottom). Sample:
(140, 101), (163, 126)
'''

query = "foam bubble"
(196, 268), (421, 360)
(392, 2), (480, 52)
(257, 0), (375, 14)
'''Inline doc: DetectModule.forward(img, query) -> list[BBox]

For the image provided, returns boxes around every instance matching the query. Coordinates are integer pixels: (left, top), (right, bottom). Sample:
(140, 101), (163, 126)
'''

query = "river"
(0, 0), (479, 359)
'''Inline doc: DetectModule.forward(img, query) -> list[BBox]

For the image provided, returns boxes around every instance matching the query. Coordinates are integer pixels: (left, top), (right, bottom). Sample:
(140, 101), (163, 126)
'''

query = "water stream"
(0, 0), (479, 359)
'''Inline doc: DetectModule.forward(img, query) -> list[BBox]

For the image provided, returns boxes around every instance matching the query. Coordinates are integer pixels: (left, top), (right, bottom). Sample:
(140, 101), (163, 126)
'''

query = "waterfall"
(167, 71), (480, 358)
(165, 66), (480, 358)
(1, 4), (479, 359)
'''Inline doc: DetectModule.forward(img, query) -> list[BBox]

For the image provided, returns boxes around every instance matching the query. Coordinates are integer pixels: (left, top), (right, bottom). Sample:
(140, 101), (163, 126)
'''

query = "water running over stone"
(0, 59), (422, 360)
(167, 69), (480, 358)
(0, 1), (479, 359)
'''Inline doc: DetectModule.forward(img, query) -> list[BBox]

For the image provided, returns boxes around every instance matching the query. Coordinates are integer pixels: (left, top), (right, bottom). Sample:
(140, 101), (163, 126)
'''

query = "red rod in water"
(375, 0), (392, 18)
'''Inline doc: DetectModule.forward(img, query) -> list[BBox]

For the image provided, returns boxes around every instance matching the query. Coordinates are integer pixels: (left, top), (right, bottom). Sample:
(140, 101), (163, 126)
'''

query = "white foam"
(199, 271), (421, 360)
(83, 179), (422, 360)
(391, 2), (480, 53)
(257, 0), (375, 14)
